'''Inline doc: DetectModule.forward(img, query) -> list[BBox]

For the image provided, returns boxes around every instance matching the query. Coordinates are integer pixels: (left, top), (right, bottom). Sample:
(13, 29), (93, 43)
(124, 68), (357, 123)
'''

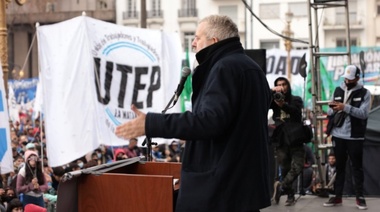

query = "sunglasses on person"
(28, 155), (39, 161)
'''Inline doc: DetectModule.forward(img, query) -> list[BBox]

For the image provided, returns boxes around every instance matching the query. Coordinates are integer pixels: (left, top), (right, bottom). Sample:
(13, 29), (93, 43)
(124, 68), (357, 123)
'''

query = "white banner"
(266, 49), (309, 98)
(0, 64), (16, 174)
(7, 84), (20, 124)
(37, 16), (182, 167)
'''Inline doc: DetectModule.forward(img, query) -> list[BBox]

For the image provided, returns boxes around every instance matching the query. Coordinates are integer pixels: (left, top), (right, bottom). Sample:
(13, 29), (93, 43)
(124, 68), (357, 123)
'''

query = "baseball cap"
(26, 142), (35, 150)
(342, 65), (360, 80)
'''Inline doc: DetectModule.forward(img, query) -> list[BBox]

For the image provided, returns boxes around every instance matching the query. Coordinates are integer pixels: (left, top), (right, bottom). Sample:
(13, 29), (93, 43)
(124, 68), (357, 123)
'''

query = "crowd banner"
(7, 84), (20, 124)
(7, 78), (38, 123)
(37, 16), (182, 167)
(0, 63), (16, 174)
(266, 49), (310, 98)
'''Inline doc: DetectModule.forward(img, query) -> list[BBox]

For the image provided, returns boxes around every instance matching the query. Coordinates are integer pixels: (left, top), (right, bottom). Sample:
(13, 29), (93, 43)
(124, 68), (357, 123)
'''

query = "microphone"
(173, 67), (191, 105)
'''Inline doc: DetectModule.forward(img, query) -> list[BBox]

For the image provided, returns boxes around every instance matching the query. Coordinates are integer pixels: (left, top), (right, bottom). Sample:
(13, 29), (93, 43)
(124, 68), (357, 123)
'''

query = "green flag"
(305, 61), (336, 112)
(319, 62), (336, 112)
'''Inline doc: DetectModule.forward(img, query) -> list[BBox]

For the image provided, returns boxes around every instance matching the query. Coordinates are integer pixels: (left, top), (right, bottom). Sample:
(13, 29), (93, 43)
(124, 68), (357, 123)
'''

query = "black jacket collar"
(195, 37), (242, 66)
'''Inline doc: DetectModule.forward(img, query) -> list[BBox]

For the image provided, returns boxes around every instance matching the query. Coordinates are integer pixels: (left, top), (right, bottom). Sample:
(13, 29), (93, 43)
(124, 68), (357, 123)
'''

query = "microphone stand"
(162, 92), (176, 114)
(142, 137), (155, 162)
(143, 92), (177, 161)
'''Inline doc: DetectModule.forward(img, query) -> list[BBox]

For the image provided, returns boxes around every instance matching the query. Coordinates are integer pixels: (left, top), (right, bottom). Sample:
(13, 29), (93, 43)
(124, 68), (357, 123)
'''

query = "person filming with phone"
(323, 65), (371, 210)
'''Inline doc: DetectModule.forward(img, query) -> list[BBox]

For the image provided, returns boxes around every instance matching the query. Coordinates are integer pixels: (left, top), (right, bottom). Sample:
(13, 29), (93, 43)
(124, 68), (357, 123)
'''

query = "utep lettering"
(94, 57), (161, 109)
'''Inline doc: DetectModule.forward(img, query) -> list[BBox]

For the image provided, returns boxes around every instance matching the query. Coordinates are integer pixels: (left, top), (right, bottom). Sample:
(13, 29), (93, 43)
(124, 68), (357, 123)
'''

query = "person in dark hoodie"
(270, 76), (305, 206)
(115, 15), (272, 212)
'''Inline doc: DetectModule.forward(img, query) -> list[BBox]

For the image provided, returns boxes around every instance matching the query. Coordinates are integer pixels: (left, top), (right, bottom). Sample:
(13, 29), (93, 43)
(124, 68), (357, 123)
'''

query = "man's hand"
(329, 101), (344, 111)
(115, 104), (146, 139)
(271, 86), (283, 93)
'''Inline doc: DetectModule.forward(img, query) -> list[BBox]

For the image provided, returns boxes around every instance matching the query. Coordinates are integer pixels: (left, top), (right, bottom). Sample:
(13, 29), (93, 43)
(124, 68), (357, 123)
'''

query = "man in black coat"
(115, 15), (272, 212)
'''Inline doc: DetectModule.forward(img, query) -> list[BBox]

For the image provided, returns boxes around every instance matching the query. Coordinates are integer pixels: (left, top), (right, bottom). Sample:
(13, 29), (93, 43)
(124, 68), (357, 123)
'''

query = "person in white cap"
(324, 65), (371, 210)
(25, 143), (36, 151)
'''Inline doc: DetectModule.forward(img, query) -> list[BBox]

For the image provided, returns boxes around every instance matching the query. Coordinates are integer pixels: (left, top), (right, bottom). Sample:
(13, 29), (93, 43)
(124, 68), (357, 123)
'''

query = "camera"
(273, 92), (285, 101)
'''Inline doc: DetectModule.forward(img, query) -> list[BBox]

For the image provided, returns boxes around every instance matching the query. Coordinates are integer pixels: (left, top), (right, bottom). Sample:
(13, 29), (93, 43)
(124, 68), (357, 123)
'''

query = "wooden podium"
(56, 160), (181, 212)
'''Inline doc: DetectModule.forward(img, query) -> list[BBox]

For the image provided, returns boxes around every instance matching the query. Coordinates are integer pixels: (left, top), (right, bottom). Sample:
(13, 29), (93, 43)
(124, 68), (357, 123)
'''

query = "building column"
(0, 0), (10, 98)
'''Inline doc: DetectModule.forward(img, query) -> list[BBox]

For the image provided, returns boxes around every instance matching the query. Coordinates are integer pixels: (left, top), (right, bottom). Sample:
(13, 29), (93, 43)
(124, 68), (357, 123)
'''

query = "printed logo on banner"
(7, 78), (38, 105)
(91, 32), (161, 133)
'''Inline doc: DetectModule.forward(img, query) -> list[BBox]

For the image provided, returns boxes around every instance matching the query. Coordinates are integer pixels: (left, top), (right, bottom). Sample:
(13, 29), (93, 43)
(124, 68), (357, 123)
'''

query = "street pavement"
(262, 194), (380, 212)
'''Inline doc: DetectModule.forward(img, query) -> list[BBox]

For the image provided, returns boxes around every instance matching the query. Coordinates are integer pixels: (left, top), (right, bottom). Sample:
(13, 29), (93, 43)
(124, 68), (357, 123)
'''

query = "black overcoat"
(146, 37), (272, 211)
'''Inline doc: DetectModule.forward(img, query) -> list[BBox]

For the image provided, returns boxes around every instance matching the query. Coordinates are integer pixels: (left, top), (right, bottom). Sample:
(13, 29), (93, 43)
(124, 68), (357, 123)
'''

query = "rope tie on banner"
(21, 31), (37, 73)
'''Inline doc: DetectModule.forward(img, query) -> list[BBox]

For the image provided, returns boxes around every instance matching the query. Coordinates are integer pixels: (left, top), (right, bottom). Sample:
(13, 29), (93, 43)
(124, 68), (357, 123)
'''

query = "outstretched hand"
(115, 104), (146, 139)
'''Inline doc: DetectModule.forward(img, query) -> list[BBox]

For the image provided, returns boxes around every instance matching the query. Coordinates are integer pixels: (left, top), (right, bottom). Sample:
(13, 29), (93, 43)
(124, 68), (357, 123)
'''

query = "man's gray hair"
(199, 15), (239, 41)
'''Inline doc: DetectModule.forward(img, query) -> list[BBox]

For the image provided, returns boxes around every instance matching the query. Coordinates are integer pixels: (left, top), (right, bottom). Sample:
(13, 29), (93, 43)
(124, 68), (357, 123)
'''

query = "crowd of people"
(5, 117), (184, 211)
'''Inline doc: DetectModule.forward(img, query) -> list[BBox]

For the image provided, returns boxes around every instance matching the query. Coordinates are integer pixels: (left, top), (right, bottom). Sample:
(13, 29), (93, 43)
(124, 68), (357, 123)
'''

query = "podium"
(56, 158), (181, 212)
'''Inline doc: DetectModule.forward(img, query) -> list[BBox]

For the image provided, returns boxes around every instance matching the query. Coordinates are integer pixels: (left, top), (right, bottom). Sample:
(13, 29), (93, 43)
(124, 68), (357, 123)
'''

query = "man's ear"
(212, 37), (219, 43)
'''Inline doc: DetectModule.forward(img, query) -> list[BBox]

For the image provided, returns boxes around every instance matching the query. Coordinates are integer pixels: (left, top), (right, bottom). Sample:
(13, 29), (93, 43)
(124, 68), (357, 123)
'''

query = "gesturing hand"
(115, 104), (146, 139)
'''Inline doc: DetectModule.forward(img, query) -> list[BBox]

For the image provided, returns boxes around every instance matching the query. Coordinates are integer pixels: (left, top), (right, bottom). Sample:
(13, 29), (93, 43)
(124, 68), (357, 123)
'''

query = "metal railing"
(147, 10), (163, 18)
(123, 11), (139, 19)
(178, 8), (197, 18)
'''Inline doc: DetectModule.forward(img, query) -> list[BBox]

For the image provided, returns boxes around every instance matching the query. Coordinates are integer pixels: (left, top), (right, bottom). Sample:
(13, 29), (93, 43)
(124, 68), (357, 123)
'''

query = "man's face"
(191, 22), (216, 53)
(19, 135), (27, 146)
(276, 80), (289, 94)
(14, 158), (24, 167)
(344, 77), (358, 86)
(328, 156), (336, 166)
(129, 140), (137, 148)
(6, 189), (14, 197)
(28, 128), (34, 136)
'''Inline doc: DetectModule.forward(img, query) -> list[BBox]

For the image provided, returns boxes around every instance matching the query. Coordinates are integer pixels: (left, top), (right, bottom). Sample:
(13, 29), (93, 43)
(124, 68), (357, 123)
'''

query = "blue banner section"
(0, 90), (3, 112)
(8, 78), (38, 105)
(0, 129), (7, 161)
